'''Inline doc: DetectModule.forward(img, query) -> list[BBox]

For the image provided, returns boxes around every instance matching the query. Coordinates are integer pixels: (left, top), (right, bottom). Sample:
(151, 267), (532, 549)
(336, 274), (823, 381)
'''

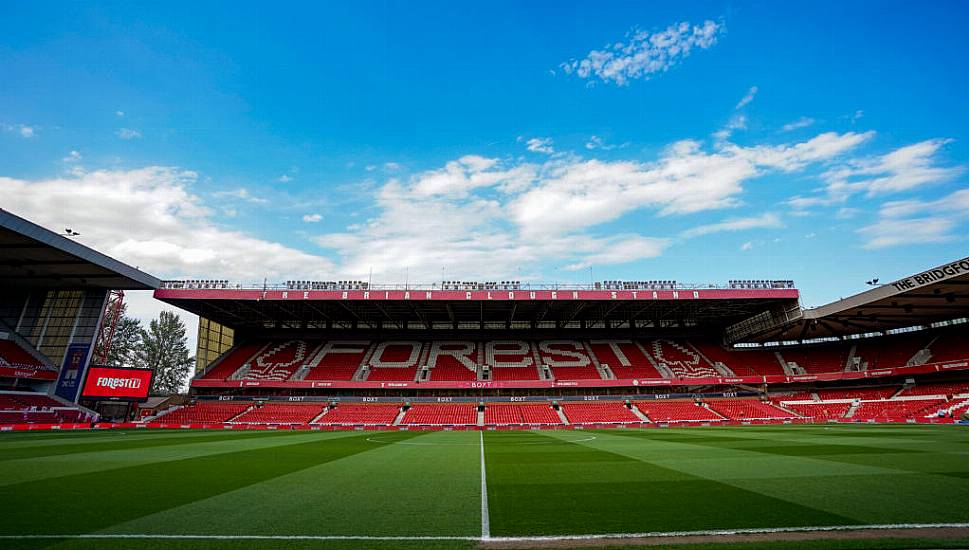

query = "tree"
(138, 310), (194, 395)
(97, 305), (143, 369)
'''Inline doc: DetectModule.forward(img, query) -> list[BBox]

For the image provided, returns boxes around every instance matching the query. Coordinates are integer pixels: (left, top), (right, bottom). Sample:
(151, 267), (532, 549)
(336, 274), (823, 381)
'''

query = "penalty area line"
(3, 523), (969, 542)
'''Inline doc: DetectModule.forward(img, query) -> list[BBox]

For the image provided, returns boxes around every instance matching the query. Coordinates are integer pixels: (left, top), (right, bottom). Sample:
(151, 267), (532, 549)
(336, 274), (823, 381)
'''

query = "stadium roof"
(0, 209), (160, 290)
(729, 256), (969, 343)
(153, 285), (799, 331)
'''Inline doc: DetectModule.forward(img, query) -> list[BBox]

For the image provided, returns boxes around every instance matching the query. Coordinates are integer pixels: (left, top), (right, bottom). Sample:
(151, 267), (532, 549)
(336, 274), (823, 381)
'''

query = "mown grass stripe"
(484, 430), (854, 536)
(0, 431), (312, 462)
(0, 431), (424, 536)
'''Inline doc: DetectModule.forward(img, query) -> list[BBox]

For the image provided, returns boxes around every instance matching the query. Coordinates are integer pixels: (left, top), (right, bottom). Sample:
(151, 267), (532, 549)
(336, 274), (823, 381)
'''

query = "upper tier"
(192, 331), (969, 389)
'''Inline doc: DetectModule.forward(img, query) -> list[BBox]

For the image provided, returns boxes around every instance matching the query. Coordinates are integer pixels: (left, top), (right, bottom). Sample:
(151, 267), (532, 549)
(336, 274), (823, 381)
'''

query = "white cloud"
(302, 213), (323, 223)
(277, 175), (292, 183)
(384, 162), (401, 171)
(411, 155), (537, 198)
(0, 168), (335, 281)
(680, 212), (782, 238)
(782, 117), (815, 131)
(310, 130), (874, 280)
(560, 20), (724, 86)
(116, 128), (142, 140)
(115, 111), (125, 118)
(740, 241), (754, 251)
(712, 114), (746, 141)
(585, 135), (625, 151)
(735, 86), (758, 110)
(213, 187), (268, 204)
(852, 110), (864, 123)
(857, 188), (969, 249)
(858, 217), (955, 249)
(806, 139), (963, 205)
(525, 137), (555, 155)
(513, 132), (869, 238)
(2, 123), (36, 138)
(878, 189), (969, 219)
(836, 207), (860, 219)
(63, 150), (82, 163)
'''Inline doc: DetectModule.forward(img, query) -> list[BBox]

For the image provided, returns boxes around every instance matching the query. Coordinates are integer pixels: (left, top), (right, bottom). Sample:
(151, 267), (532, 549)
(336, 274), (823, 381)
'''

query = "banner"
(81, 366), (153, 401)
(54, 344), (90, 402)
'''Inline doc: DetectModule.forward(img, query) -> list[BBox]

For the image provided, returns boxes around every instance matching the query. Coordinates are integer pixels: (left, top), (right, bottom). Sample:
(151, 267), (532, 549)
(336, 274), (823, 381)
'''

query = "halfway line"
(480, 430), (491, 540)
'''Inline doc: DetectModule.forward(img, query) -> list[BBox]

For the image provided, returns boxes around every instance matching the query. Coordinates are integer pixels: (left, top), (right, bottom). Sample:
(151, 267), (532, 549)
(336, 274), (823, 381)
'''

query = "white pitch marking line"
(364, 434), (598, 446)
(480, 430), (491, 540)
(2, 523), (968, 542)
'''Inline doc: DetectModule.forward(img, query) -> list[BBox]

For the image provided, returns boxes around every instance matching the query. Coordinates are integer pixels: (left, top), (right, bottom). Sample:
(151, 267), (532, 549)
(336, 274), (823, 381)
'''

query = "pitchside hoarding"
(81, 366), (153, 401)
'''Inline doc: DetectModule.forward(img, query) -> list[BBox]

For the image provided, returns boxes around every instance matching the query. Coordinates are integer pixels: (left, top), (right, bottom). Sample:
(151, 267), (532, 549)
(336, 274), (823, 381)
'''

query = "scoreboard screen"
(81, 366), (153, 401)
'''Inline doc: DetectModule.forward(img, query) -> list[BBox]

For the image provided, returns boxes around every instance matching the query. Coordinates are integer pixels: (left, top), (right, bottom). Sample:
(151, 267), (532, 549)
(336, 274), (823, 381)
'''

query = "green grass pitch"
(1, 424), (968, 549)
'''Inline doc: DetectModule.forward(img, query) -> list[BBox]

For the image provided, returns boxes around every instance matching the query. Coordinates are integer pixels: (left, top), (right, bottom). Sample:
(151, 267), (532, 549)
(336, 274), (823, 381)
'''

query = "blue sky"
(2, 0), (968, 327)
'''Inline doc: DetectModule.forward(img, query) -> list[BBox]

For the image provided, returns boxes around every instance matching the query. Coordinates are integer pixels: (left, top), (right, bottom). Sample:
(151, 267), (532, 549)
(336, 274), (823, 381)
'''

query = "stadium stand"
(777, 345), (851, 374)
(201, 342), (265, 380)
(484, 403), (562, 425)
(694, 342), (786, 376)
(816, 387), (898, 400)
(0, 391), (91, 425)
(427, 342), (478, 381)
(537, 341), (601, 380)
(851, 398), (949, 422)
(897, 381), (969, 397)
(925, 332), (969, 363)
(242, 340), (316, 382)
(157, 401), (251, 423)
(304, 341), (369, 381)
(401, 403), (477, 425)
(706, 399), (798, 420)
(589, 340), (664, 379)
(785, 402), (852, 421)
(232, 402), (327, 424)
(0, 340), (47, 368)
(634, 400), (724, 423)
(313, 403), (400, 425)
(560, 402), (639, 424)
(644, 339), (724, 379)
(366, 342), (424, 381)
(853, 333), (931, 370)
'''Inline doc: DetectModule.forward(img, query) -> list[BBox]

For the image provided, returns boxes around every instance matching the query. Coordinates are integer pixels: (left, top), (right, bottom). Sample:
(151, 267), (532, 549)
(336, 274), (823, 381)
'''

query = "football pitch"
(1, 425), (968, 550)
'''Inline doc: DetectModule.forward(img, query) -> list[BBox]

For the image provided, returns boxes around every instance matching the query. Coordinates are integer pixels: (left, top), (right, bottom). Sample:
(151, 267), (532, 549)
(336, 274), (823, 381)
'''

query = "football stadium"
(1, 208), (968, 549)
(3, 3), (969, 548)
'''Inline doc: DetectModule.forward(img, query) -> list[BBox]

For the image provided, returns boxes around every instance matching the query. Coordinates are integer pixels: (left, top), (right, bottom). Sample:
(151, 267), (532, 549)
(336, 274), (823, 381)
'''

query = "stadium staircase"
(555, 406), (570, 425)
(629, 404), (650, 422)
(635, 341), (673, 378)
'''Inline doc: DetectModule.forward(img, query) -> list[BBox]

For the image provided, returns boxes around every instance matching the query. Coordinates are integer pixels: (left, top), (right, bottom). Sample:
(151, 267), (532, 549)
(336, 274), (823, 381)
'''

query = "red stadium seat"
(635, 400), (724, 423)
(484, 403), (562, 425)
(157, 401), (252, 423)
(314, 403), (401, 425)
(400, 403), (477, 425)
(560, 402), (639, 424)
